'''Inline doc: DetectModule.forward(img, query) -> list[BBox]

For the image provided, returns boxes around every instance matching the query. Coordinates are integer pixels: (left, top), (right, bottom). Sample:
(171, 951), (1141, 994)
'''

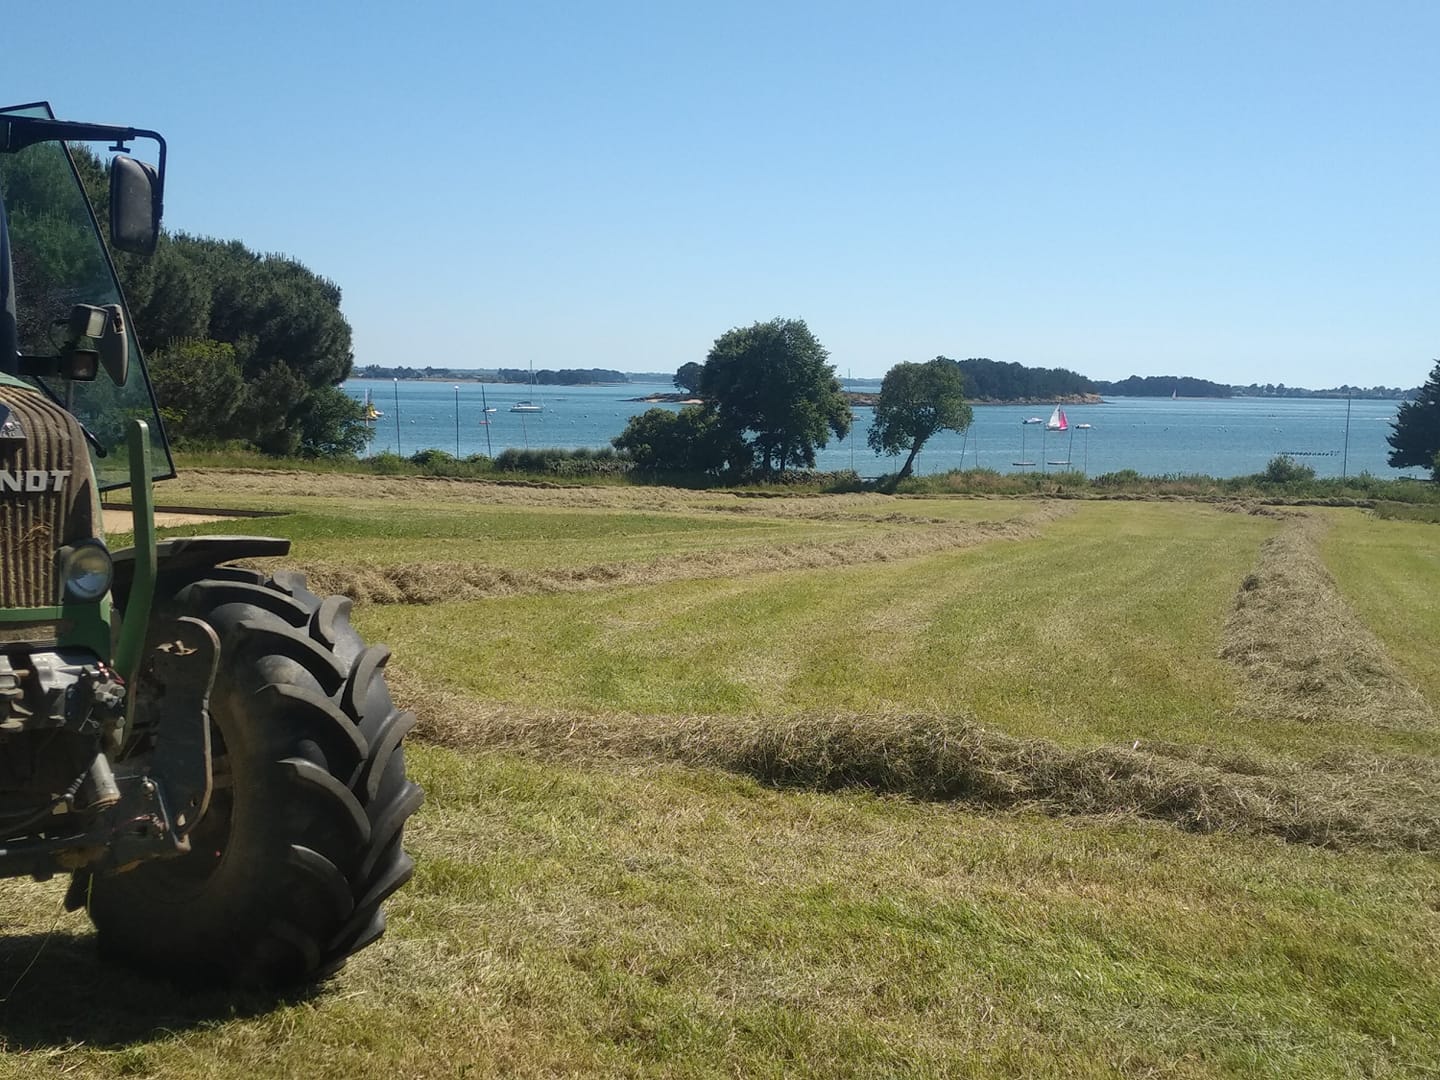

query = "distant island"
(953, 358), (1099, 402)
(1088, 375), (1415, 400)
(351, 361), (1417, 402)
(1092, 375), (1233, 398)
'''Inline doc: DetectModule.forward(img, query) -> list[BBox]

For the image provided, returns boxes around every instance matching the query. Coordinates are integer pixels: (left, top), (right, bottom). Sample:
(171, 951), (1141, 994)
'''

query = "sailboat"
(511, 360), (545, 413)
(1041, 406), (1070, 469)
(362, 389), (382, 423)
(1013, 416), (1043, 467)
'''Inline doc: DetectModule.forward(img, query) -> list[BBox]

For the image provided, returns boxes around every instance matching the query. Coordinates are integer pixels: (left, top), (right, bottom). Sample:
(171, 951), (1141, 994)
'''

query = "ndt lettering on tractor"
(0, 468), (72, 491)
(0, 102), (422, 987)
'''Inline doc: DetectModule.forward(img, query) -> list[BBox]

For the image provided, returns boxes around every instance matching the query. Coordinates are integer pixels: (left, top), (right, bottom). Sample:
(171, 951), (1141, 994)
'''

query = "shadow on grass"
(0, 930), (315, 1049)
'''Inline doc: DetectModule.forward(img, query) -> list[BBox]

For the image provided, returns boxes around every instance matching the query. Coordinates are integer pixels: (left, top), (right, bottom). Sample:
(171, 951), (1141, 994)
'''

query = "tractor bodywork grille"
(0, 386), (99, 608)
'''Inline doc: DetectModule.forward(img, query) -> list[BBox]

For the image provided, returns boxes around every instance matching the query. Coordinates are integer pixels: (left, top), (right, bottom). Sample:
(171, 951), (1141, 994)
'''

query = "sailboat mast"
(1342, 393), (1352, 478)
(481, 382), (494, 457)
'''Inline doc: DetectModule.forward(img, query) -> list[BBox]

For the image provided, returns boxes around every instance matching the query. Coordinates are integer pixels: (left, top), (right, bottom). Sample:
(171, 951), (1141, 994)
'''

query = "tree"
(148, 338), (246, 442)
(8, 143), (366, 458)
(1387, 360), (1440, 479)
(1260, 455), (1316, 485)
(612, 405), (740, 475)
(293, 384), (374, 458)
(699, 317), (850, 476)
(126, 234), (366, 457)
(867, 356), (973, 481)
(674, 361), (703, 394)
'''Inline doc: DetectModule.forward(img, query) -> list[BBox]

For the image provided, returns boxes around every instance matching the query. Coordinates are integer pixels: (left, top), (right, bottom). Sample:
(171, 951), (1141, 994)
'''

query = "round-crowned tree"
(612, 404), (741, 476)
(673, 361), (703, 395)
(868, 356), (973, 481)
(699, 317), (850, 477)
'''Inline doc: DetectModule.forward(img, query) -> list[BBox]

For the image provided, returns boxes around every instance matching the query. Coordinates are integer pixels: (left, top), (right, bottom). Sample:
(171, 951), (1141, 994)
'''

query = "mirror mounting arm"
(0, 116), (166, 221)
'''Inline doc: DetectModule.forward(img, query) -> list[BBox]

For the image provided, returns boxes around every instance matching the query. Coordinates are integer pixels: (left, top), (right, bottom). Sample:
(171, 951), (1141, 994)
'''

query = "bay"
(344, 379), (1421, 480)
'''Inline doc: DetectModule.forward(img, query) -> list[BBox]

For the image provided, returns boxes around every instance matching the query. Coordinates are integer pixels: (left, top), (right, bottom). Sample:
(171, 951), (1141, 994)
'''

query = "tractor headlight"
(59, 541), (113, 602)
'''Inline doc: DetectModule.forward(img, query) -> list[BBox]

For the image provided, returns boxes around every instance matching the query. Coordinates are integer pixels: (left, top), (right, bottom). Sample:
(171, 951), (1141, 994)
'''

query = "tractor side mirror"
(109, 155), (161, 256)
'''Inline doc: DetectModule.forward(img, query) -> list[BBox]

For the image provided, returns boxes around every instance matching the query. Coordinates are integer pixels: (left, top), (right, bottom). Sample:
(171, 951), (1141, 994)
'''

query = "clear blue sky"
(7, 1), (1437, 385)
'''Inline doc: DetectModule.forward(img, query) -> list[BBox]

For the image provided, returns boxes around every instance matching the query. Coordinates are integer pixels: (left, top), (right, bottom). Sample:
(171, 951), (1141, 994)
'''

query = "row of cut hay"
(388, 668), (1440, 853)
(286, 512), (1067, 606)
(164, 468), (906, 515)
(1219, 514), (1436, 730)
(164, 467), (1077, 523)
(1207, 500), (1294, 518)
(700, 497), (1081, 526)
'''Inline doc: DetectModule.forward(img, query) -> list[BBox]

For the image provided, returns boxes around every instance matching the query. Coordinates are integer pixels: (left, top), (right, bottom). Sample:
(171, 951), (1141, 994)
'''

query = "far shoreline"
(345, 378), (1409, 405)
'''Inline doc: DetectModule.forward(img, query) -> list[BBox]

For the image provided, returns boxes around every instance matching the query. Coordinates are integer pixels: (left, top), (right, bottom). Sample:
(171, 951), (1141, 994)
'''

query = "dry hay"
(1220, 515), (1436, 730)
(284, 510), (1069, 606)
(161, 469), (848, 514)
(1210, 500), (1293, 519)
(164, 468), (1062, 524)
(388, 667), (1440, 853)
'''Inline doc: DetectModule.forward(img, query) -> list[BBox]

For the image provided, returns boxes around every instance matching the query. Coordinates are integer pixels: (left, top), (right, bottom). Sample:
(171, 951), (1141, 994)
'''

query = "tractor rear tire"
(84, 569), (423, 987)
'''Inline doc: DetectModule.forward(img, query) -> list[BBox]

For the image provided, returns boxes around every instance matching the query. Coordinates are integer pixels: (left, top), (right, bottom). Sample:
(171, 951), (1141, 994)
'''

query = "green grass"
(1321, 511), (1440, 706)
(9, 478), (1438, 1076)
(899, 466), (1440, 505)
(360, 503), (1319, 753)
(152, 503), (798, 570)
(1371, 501), (1440, 523)
(2, 746), (1437, 1077)
(130, 476), (1045, 572)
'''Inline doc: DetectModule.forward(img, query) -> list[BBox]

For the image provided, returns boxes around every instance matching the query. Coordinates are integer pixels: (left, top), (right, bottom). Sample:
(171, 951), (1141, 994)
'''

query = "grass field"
(5, 473), (1439, 1077)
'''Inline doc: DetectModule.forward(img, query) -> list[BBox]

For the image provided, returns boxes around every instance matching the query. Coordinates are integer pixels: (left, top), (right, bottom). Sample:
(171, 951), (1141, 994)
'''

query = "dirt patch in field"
(1220, 515), (1436, 730)
(102, 509), (241, 532)
(387, 667), (1440, 852)
(287, 508), (1071, 606)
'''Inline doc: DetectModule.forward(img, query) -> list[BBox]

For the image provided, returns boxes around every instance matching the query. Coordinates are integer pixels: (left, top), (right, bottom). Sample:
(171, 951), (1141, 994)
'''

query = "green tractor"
(0, 103), (422, 986)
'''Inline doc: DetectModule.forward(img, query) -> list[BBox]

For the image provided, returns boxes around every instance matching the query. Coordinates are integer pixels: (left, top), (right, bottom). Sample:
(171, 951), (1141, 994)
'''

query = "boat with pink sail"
(1044, 406), (1072, 467)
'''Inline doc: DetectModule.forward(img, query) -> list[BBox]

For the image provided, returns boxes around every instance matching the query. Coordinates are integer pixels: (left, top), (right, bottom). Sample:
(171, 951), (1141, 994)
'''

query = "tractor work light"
(58, 541), (113, 602)
(65, 351), (99, 380)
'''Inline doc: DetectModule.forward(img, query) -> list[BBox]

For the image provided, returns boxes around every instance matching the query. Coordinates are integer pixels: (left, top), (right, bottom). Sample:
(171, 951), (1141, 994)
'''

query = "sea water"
(345, 379), (1422, 481)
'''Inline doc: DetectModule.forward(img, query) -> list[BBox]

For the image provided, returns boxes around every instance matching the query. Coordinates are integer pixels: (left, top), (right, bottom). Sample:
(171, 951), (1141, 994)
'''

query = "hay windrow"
(281, 510), (1069, 606)
(163, 468), (1065, 523)
(387, 667), (1440, 853)
(1220, 515), (1436, 730)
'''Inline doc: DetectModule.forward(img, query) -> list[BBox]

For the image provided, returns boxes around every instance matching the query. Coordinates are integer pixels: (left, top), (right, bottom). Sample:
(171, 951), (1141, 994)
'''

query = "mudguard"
(111, 536), (292, 605)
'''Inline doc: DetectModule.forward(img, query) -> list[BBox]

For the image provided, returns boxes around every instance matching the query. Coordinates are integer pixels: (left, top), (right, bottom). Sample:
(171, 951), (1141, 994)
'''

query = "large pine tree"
(1387, 360), (1440, 479)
